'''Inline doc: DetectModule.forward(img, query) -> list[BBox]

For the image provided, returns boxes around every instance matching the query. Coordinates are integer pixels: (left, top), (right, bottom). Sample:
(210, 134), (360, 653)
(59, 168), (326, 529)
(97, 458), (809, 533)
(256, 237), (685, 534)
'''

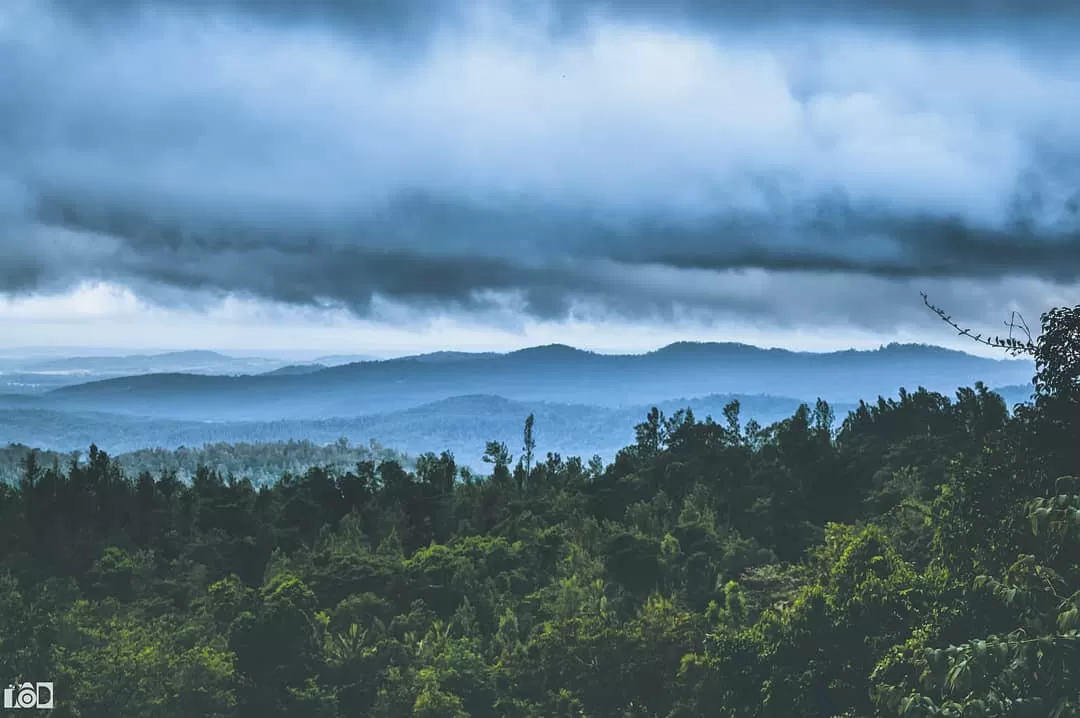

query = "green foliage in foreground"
(1, 307), (1079, 717)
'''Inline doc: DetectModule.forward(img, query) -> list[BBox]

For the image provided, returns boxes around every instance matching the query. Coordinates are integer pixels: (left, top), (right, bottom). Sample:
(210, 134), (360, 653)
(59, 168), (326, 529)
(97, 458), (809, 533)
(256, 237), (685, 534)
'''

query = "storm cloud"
(2, 0), (1079, 332)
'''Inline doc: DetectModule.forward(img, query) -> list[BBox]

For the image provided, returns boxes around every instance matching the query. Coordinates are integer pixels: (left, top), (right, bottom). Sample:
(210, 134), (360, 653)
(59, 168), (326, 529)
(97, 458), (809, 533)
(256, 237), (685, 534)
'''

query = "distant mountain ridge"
(3, 350), (285, 380)
(27, 350), (255, 369)
(0, 350), (382, 393)
(40, 341), (1034, 423)
(262, 364), (329, 376)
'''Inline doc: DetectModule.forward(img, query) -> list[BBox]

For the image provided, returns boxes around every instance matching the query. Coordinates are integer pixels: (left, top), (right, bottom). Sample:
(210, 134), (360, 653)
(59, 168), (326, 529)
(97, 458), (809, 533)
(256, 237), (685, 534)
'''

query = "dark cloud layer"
(51, 0), (1080, 35)
(2, 0), (1079, 331)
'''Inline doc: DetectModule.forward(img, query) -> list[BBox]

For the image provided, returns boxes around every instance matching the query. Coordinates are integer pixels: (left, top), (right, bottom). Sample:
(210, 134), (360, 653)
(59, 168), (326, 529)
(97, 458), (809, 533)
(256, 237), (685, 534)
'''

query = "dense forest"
(1, 306), (1078, 717)
(0, 439), (409, 487)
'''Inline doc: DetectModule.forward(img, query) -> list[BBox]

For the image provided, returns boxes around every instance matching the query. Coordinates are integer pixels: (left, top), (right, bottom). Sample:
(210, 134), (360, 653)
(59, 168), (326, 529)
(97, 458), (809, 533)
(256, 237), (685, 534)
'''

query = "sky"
(2, 0), (1078, 357)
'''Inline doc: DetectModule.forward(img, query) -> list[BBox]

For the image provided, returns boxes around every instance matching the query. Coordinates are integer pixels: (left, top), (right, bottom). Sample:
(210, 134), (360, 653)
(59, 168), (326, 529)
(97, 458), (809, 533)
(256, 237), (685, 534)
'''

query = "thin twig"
(921, 293), (1036, 357)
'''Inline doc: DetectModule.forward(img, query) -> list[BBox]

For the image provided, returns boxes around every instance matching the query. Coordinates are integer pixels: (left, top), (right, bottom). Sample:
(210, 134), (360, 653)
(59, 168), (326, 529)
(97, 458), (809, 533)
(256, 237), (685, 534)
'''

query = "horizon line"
(0, 339), (1034, 363)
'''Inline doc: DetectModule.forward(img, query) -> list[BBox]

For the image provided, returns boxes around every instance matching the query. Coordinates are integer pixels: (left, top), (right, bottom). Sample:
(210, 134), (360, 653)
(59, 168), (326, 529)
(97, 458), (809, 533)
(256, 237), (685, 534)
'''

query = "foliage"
(1, 303), (1079, 716)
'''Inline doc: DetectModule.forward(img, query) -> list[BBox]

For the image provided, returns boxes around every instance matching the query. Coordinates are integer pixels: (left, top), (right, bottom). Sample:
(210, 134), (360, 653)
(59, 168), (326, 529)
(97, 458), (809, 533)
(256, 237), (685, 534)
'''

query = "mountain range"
(25, 342), (1034, 422)
(0, 341), (1036, 466)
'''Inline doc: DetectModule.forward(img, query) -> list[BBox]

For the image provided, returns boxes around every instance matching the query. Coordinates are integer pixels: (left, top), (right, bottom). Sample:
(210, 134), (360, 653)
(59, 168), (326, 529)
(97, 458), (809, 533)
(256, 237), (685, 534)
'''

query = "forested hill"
(40, 342), (1033, 421)
(1, 321), (1078, 715)
(0, 388), (1036, 467)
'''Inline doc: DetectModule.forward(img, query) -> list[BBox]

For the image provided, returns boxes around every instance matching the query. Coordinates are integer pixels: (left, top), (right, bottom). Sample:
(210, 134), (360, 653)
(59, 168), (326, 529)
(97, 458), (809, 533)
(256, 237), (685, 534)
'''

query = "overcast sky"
(2, 0), (1078, 357)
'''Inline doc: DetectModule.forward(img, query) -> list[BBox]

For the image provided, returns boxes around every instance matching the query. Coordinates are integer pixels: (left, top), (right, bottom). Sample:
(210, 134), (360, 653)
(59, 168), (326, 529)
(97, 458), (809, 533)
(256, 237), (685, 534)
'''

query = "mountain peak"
(508, 344), (592, 358)
(650, 341), (772, 356)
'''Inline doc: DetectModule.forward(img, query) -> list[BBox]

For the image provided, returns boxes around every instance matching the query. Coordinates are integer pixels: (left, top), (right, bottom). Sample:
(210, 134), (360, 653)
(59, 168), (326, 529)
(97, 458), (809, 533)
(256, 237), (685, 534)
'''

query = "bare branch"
(1005, 310), (1034, 345)
(921, 292), (1036, 357)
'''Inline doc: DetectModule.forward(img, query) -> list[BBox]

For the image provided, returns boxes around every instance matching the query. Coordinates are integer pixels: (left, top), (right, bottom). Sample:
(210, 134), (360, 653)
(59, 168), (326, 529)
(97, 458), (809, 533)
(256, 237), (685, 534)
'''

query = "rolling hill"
(0, 393), (853, 469)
